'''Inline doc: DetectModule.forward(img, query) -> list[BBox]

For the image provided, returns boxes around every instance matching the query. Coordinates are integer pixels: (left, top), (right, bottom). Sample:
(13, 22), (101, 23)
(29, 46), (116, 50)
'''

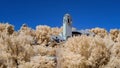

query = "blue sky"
(0, 0), (120, 31)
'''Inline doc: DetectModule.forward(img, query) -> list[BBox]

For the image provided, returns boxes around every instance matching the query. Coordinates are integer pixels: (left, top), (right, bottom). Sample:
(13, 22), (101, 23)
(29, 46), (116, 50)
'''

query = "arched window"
(68, 18), (70, 24)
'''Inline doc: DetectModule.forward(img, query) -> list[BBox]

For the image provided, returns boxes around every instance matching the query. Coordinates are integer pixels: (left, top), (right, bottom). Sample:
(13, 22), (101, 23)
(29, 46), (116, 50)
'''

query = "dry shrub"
(56, 48), (87, 68)
(58, 36), (110, 68)
(64, 36), (93, 58)
(90, 27), (108, 38)
(33, 45), (48, 56)
(18, 55), (56, 68)
(35, 25), (51, 45)
(103, 35), (114, 49)
(110, 43), (120, 58)
(0, 51), (17, 68)
(0, 23), (35, 67)
(1, 23), (120, 68)
(35, 25), (62, 45)
(0, 23), (58, 68)
(0, 35), (18, 68)
(33, 45), (56, 56)
(110, 29), (120, 42)
(0, 23), (14, 35)
(88, 36), (110, 68)
(51, 27), (62, 35)
(19, 24), (35, 36)
(103, 42), (120, 68)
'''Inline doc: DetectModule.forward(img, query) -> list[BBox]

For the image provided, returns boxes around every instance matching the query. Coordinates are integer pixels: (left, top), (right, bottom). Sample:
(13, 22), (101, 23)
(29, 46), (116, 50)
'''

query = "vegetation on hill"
(0, 23), (120, 68)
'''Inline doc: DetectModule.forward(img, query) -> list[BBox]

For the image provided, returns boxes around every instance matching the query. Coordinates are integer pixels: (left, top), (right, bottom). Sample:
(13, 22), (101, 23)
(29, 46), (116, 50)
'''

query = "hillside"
(0, 23), (120, 68)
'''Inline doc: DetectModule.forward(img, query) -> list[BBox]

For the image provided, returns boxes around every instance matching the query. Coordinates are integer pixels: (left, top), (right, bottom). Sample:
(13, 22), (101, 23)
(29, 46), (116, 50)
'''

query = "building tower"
(63, 13), (72, 40)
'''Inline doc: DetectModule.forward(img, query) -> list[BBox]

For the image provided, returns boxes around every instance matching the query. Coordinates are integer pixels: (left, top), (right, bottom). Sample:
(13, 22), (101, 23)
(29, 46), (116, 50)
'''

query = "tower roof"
(64, 13), (71, 17)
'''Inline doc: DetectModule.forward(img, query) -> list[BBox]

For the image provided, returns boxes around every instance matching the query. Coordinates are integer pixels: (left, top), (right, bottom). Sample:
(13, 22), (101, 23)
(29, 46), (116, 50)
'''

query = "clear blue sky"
(0, 0), (120, 31)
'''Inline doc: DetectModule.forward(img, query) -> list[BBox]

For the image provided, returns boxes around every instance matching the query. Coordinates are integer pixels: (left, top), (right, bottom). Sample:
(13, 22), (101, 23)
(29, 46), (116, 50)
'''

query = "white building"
(51, 13), (94, 43)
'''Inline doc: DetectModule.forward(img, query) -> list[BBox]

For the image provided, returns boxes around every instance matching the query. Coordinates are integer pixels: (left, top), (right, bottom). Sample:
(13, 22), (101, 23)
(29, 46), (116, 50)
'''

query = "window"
(68, 18), (70, 24)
